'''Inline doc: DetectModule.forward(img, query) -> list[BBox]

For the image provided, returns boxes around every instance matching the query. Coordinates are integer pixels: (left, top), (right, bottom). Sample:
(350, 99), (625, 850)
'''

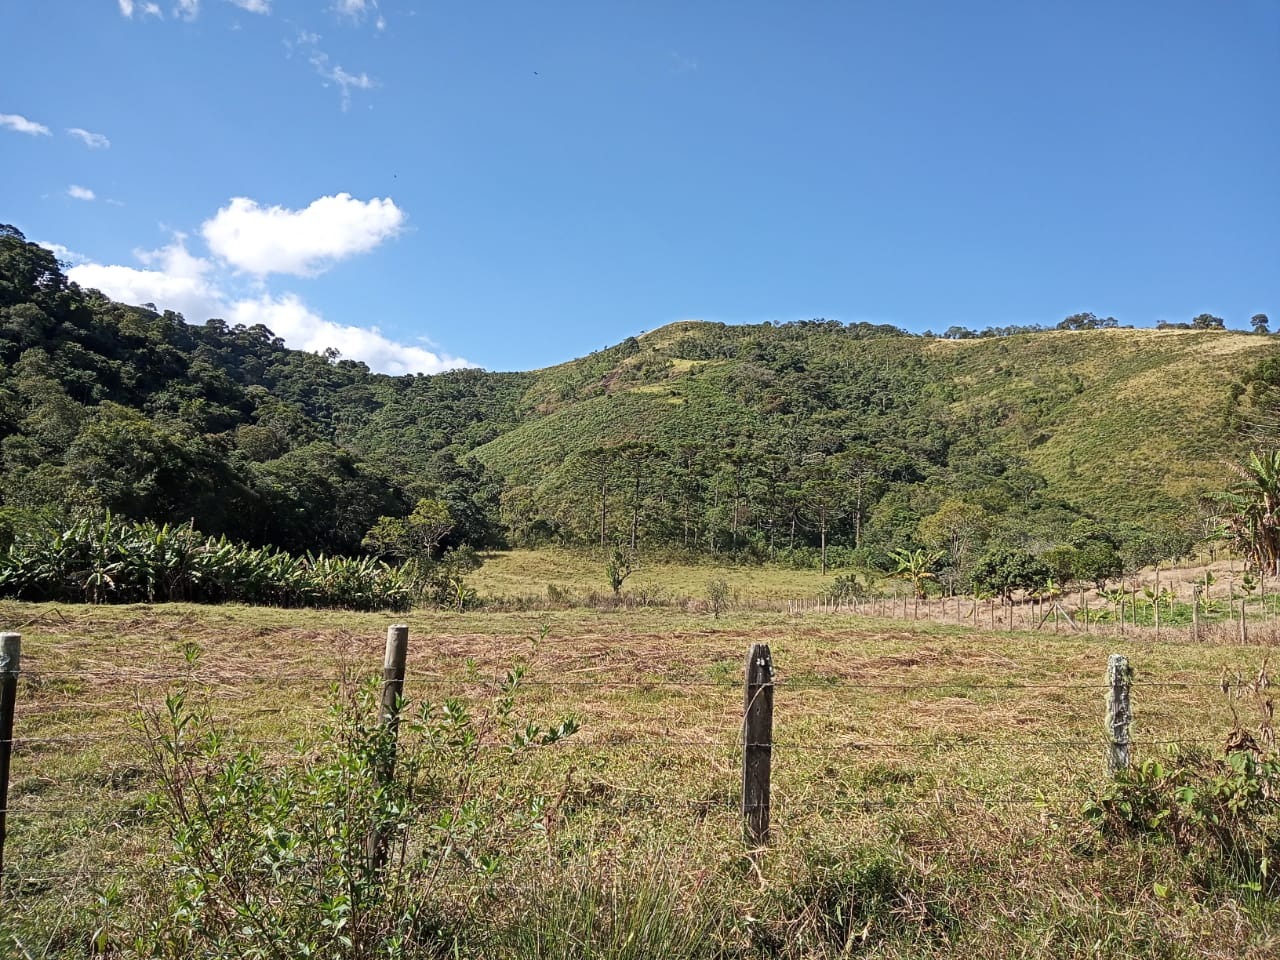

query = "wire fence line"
(11, 669), (1256, 691)
(0, 625), (1271, 897)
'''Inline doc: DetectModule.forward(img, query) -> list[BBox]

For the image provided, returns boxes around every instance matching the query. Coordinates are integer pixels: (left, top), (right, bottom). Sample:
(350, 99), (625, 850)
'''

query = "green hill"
(3, 223), (1277, 576)
(472, 321), (1279, 562)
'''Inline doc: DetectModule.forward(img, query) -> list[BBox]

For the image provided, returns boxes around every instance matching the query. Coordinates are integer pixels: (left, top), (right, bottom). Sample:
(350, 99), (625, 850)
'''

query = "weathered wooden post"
(1106, 653), (1132, 775)
(367, 624), (409, 873)
(742, 643), (774, 847)
(1191, 585), (1201, 642)
(0, 633), (20, 890)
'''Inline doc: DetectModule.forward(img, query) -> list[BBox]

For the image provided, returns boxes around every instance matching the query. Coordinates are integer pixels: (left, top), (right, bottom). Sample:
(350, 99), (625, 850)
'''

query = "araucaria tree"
(1218, 450), (1280, 574)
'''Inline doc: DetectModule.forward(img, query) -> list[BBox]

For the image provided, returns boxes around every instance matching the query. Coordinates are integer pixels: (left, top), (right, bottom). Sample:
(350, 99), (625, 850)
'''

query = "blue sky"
(2, 1), (1277, 374)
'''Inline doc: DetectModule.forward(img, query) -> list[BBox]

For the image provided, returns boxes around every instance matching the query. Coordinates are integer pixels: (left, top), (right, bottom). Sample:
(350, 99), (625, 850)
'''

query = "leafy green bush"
(1084, 741), (1280, 891)
(822, 573), (866, 602)
(119, 662), (578, 957)
(706, 577), (729, 618)
(971, 547), (1051, 601)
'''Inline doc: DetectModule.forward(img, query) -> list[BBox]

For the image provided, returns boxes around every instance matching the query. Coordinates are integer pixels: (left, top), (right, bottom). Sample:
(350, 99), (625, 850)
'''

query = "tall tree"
(1191, 313), (1226, 330)
(797, 457), (849, 574)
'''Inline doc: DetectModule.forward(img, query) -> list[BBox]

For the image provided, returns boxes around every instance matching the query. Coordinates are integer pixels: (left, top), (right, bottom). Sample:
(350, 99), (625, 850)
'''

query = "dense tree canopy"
(0, 225), (1273, 591)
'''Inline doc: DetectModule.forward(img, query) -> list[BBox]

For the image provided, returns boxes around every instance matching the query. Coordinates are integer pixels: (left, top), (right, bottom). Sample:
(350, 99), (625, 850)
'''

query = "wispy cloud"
(226, 0), (270, 13)
(0, 113), (51, 136)
(292, 32), (377, 109)
(174, 0), (199, 21)
(67, 185), (97, 201)
(334, 0), (373, 19)
(67, 127), (111, 149)
(121, 0), (164, 16)
(669, 52), (698, 74)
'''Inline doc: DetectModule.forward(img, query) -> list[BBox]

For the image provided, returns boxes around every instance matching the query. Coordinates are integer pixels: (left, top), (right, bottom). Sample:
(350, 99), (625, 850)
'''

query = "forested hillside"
(3, 223), (1277, 585)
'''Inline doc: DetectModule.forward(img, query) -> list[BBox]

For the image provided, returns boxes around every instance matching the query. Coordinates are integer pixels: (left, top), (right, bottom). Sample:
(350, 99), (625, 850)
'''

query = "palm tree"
(1218, 450), (1280, 574)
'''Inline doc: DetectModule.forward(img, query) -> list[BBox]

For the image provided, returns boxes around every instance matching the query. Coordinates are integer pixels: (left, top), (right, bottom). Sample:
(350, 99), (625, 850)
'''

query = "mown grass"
(2, 599), (1279, 957)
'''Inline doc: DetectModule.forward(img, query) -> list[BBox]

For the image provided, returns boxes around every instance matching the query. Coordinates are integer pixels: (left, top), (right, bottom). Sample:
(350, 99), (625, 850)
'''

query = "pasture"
(2, 594), (1278, 958)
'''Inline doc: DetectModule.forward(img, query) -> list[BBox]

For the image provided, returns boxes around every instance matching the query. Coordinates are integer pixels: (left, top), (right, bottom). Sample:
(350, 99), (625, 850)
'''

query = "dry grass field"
(2, 596), (1279, 957)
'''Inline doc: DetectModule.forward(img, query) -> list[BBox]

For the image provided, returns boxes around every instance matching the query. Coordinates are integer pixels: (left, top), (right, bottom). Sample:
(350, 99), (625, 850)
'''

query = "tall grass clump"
(0, 513), (416, 610)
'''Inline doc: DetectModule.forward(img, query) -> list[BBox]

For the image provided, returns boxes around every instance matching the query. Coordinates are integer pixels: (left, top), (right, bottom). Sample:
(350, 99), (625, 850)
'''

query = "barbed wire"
(11, 669), (1257, 692)
(4, 730), (1232, 755)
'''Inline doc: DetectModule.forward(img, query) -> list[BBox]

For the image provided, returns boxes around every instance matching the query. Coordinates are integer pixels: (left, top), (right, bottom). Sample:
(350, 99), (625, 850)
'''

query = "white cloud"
(174, 0), (198, 20)
(36, 241), (88, 265)
(143, 3), (162, 15)
(68, 237), (224, 321)
(67, 185), (97, 201)
(118, 0), (134, 15)
(67, 127), (110, 148)
(334, 0), (374, 18)
(63, 221), (467, 375)
(228, 294), (470, 375)
(0, 113), (51, 136)
(202, 193), (404, 276)
(334, 0), (386, 34)
(226, 0), (269, 12)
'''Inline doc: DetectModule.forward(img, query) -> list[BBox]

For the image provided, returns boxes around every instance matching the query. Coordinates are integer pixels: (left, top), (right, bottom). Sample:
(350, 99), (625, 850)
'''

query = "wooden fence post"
(0, 632), (20, 891)
(742, 643), (774, 847)
(1106, 653), (1132, 775)
(1191, 585), (1201, 642)
(367, 624), (409, 872)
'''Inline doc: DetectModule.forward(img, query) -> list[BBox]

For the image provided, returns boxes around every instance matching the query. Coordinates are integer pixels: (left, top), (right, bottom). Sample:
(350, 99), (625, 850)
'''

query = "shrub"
(971, 547), (1051, 601)
(706, 578), (729, 618)
(122, 659), (579, 957)
(1083, 738), (1280, 891)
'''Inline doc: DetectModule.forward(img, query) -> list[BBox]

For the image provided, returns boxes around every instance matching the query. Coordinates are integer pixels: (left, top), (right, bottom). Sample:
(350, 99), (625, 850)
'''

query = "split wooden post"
(742, 643), (774, 847)
(366, 624), (410, 873)
(1106, 653), (1132, 776)
(0, 633), (20, 890)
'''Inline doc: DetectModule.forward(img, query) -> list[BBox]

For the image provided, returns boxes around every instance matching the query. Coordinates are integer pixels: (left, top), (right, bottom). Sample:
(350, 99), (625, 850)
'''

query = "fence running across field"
(784, 579), (1280, 644)
(0, 623), (1271, 895)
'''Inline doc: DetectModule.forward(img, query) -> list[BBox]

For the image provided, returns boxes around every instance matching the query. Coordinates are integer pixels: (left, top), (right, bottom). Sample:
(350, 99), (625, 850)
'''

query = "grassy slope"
(934, 328), (1268, 517)
(4, 600), (1279, 956)
(473, 324), (1280, 523)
